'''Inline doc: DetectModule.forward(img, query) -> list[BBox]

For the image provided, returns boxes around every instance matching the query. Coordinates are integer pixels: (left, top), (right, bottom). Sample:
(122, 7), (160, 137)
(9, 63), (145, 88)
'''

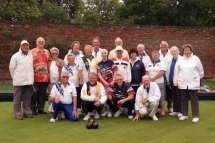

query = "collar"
(89, 82), (97, 86)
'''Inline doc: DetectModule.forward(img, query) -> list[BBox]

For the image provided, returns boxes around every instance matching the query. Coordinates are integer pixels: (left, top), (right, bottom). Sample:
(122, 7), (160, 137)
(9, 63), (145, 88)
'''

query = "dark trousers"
(52, 101), (77, 121)
(180, 88), (199, 117)
(132, 86), (139, 98)
(31, 82), (48, 111)
(170, 84), (181, 113)
(76, 87), (82, 109)
(107, 99), (134, 115)
(14, 85), (33, 115)
(82, 100), (103, 114)
(166, 84), (173, 109)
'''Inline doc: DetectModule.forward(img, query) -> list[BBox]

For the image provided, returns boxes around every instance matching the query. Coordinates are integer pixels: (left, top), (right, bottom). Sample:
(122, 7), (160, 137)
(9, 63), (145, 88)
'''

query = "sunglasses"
(62, 76), (69, 79)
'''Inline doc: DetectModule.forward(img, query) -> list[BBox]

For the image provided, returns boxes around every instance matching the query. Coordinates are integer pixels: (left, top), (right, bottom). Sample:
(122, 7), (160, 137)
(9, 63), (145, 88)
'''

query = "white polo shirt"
(146, 60), (166, 83)
(49, 61), (60, 83)
(78, 56), (99, 83)
(50, 82), (77, 104)
(62, 64), (79, 87)
(64, 50), (83, 65)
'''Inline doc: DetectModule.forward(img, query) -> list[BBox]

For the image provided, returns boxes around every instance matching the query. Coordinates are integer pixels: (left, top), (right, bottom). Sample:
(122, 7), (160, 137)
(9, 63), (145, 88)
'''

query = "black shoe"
(86, 115), (95, 129)
(38, 110), (47, 114)
(32, 109), (38, 115)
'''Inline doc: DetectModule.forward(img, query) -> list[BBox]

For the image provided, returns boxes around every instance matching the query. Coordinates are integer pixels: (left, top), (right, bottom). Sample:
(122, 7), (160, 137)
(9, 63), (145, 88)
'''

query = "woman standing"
(62, 54), (83, 114)
(48, 47), (64, 90)
(146, 51), (166, 116)
(178, 44), (204, 123)
(166, 46), (182, 117)
(129, 49), (146, 93)
(64, 41), (83, 65)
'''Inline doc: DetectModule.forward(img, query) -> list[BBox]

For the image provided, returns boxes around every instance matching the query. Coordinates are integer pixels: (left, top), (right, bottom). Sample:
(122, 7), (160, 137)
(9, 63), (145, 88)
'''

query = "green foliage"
(38, 1), (71, 23)
(0, 0), (214, 26)
(75, 0), (122, 24)
(117, 0), (215, 26)
(0, 0), (41, 21)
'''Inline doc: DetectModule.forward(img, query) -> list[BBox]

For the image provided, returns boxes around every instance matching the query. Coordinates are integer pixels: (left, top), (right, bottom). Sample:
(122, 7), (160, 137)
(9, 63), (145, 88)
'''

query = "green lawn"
(0, 101), (215, 143)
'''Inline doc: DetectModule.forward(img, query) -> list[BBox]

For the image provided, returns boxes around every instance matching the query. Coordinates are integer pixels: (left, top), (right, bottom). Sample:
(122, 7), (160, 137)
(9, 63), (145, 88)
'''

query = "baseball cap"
(115, 46), (123, 51)
(20, 40), (29, 45)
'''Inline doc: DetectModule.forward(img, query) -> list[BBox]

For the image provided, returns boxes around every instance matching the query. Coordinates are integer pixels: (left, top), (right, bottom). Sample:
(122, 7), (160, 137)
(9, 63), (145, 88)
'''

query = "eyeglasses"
(62, 76), (69, 79)
(116, 78), (123, 81)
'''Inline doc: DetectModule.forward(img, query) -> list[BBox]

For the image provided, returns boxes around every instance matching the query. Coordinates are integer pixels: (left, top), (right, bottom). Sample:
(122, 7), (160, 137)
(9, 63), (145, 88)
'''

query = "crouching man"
(49, 71), (78, 123)
(107, 74), (135, 119)
(133, 75), (161, 121)
(81, 72), (107, 121)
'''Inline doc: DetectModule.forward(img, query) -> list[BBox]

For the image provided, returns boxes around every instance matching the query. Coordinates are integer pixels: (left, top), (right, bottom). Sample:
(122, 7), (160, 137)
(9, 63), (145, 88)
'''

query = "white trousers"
(139, 102), (159, 117)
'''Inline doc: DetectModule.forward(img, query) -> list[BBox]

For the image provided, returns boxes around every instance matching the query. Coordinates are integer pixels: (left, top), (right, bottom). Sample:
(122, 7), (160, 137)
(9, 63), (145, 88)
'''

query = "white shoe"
(177, 113), (183, 118)
(83, 113), (90, 121)
(192, 117), (199, 123)
(169, 112), (178, 116)
(168, 107), (173, 113)
(128, 115), (133, 119)
(77, 108), (83, 116)
(107, 111), (112, 117)
(50, 118), (56, 123)
(95, 112), (100, 119)
(61, 112), (65, 119)
(101, 111), (108, 117)
(179, 116), (188, 121)
(114, 110), (122, 117)
(151, 115), (158, 121)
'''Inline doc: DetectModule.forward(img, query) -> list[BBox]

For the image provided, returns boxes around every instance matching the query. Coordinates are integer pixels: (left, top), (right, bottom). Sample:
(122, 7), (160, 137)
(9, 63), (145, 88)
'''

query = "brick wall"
(0, 21), (214, 83)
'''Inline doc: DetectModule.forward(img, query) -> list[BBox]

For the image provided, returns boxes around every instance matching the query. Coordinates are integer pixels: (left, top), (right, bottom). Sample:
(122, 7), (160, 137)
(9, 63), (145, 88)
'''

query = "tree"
(0, 0), (41, 21)
(117, 0), (215, 26)
(49, 0), (83, 20)
(75, 0), (122, 24)
(38, 1), (71, 23)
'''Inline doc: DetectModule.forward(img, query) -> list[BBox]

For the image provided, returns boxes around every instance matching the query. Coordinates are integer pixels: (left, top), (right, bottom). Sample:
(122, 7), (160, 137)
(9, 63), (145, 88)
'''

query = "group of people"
(9, 36), (204, 124)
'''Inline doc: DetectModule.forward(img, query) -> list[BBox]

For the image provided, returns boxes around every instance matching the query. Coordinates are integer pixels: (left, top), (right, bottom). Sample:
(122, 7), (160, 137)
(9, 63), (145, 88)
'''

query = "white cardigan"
(135, 82), (161, 111)
(9, 49), (34, 86)
(166, 55), (182, 86)
(177, 54), (204, 90)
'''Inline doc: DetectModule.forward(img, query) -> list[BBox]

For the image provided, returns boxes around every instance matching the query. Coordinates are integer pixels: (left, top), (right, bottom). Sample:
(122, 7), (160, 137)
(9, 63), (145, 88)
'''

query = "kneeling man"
(49, 71), (78, 123)
(107, 74), (135, 119)
(133, 75), (161, 121)
(81, 72), (107, 121)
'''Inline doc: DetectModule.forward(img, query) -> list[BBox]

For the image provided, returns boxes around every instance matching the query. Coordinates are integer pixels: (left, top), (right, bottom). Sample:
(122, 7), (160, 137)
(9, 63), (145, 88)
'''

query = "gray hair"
(61, 71), (69, 77)
(142, 75), (151, 81)
(50, 47), (59, 54)
(101, 49), (108, 54)
(170, 46), (180, 54)
(88, 72), (98, 80)
(67, 53), (75, 60)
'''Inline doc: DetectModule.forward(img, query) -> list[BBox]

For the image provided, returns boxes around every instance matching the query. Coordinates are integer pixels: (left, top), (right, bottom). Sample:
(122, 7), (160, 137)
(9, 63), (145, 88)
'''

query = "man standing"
(136, 44), (150, 67)
(31, 37), (50, 115)
(92, 37), (103, 61)
(9, 40), (34, 120)
(159, 41), (173, 113)
(49, 71), (78, 123)
(111, 46), (131, 83)
(107, 74), (135, 119)
(79, 45), (99, 83)
(133, 75), (161, 121)
(108, 37), (129, 59)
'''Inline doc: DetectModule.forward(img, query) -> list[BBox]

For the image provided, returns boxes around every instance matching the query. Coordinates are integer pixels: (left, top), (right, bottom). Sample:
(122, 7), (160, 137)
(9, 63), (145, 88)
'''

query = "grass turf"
(0, 101), (215, 143)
